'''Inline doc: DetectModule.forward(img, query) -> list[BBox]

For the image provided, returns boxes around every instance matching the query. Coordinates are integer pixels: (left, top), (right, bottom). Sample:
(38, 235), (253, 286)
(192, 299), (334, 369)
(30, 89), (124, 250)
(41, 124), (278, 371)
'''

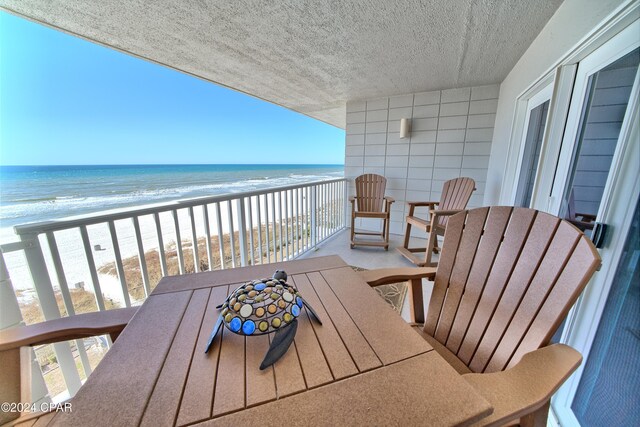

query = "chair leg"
(432, 235), (440, 254)
(520, 400), (550, 427)
(408, 278), (424, 324)
(350, 211), (356, 248)
(402, 219), (412, 249)
(424, 231), (437, 267)
(384, 216), (390, 250)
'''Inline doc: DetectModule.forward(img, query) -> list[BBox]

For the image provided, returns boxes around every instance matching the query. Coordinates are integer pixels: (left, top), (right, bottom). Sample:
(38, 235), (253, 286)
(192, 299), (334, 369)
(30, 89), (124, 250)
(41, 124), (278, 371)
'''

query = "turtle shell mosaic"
(204, 270), (322, 369)
(221, 277), (304, 335)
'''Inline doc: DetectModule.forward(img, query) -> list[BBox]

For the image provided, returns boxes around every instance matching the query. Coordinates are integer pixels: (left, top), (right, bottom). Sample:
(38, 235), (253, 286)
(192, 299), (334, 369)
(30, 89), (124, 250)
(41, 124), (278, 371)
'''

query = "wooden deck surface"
(44, 255), (491, 426)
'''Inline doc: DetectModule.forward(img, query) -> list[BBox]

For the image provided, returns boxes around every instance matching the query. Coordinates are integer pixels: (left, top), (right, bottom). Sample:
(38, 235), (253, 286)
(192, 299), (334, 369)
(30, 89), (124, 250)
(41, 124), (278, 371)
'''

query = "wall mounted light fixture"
(400, 118), (411, 139)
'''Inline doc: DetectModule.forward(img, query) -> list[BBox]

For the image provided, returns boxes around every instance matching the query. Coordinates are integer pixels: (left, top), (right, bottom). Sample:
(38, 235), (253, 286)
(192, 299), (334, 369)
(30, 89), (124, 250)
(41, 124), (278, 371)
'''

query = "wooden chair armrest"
(406, 201), (439, 207)
(567, 218), (595, 231)
(384, 196), (395, 204)
(575, 213), (596, 222)
(429, 209), (463, 216)
(359, 267), (436, 287)
(462, 344), (582, 427)
(349, 196), (355, 202)
(360, 267), (435, 323)
(0, 307), (138, 351)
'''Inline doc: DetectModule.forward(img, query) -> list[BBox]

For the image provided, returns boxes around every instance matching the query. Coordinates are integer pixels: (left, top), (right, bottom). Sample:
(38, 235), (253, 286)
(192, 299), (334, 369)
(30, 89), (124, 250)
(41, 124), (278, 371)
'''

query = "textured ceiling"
(0, 1), (563, 128)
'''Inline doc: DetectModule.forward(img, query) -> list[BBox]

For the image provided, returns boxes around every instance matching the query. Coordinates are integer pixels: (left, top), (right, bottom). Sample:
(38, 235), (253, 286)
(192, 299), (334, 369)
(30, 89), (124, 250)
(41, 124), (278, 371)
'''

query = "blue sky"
(0, 12), (344, 165)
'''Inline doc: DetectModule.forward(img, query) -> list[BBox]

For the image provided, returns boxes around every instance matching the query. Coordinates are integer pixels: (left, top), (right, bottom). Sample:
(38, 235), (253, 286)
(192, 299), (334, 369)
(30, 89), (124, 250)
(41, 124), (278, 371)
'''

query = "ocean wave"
(0, 171), (343, 227)
(7, 196), (60, 203)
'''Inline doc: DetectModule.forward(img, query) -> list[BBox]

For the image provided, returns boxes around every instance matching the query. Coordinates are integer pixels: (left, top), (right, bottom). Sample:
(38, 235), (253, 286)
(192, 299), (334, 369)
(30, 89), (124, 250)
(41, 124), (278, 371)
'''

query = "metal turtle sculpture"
(204, 270), (321, 369)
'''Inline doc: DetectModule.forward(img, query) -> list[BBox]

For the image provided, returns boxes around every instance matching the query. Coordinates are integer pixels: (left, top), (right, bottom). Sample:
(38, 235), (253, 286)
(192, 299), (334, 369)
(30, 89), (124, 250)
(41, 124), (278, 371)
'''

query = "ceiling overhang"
(0, 1), (563, 128)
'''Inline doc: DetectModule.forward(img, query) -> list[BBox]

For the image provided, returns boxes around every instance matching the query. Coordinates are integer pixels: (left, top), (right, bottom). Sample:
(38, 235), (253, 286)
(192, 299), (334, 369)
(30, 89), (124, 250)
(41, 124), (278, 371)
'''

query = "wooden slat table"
(47, 255), (492, 426)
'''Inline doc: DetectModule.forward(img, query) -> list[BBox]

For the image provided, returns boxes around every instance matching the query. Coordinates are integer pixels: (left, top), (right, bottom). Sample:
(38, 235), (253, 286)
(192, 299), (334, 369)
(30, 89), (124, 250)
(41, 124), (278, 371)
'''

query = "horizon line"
(0, 163), (345, 167)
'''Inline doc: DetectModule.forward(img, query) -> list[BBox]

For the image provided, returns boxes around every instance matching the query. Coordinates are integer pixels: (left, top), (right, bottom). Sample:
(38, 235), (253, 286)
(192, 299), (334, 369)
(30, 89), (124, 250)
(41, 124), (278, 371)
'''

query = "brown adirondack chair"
(349, 174), (394, 250)
(362, 206), (601, 426)
(0, 307), (137, 425)
(399, 176), (475, 266)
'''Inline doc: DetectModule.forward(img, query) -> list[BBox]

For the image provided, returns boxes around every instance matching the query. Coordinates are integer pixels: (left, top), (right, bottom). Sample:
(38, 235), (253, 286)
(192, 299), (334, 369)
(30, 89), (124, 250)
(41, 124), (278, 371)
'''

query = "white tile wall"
(345, 84), (499, 235)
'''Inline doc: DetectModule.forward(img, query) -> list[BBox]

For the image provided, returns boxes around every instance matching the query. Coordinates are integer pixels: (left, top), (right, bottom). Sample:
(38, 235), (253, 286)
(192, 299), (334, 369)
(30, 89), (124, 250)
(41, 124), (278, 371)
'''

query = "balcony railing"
(0, 178), (347, 403)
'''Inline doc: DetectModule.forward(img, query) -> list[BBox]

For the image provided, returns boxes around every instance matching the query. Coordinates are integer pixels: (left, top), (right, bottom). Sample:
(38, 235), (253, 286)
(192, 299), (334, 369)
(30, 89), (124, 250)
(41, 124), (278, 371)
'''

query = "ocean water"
(0, 164), (343, 240)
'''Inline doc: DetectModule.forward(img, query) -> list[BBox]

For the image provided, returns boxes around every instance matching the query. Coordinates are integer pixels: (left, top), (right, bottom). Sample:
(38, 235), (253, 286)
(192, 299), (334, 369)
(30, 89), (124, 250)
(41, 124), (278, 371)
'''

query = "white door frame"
(549, 20), (640, 425)
(499, 0), (639, 210)
(546, 20), (640, 215)
(510, 83), (554, 207)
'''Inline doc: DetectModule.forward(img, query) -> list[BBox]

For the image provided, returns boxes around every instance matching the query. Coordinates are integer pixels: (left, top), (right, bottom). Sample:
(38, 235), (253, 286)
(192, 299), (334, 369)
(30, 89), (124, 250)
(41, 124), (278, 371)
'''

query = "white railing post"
(0, 252), (24, 329)
(284, 190), (289, 260)
(263, 194), (271, 263)
(257, 196), (264, 264)
(310, 185), (318, 248)
(278, 192), (284, 261)
(79, 226), (106, 311)
(107, 221), (131, 307)
(188, 207), (200, 273)
(215, 203), (225, 269)
(19, 233), (83, 396)
(305, 186), (310, 250)
(227, 201), (237, 268)
(343, 180), (348, 228)
(153, 213), (169, 277)
(247, 196), (255, 265)
(236, 198), (248, 267)
(171, 210), (185, 274)
(202, 205), (214, 271)
(0, 251), (51, 407)
(132, 217), (151, 297)
(45, 232), (92, 378)
(270, 193), (277, 261)
(294, 188), (299, 257)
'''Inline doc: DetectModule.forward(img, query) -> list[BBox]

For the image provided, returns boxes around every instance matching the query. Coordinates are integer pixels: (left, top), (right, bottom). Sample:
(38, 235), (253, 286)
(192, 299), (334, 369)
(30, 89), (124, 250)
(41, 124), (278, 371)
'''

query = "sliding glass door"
(548, 20), (640, 426)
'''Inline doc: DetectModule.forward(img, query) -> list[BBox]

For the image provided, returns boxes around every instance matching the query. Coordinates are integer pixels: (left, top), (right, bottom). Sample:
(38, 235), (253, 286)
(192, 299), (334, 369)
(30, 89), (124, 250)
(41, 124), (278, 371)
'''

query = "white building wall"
(484, 0), (629, 205)
(345, 84), (499, 236)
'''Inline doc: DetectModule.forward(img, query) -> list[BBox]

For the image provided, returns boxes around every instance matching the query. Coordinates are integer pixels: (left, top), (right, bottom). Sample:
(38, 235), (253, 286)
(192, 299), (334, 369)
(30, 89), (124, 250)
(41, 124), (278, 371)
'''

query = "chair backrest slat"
(433, 207), (489, 344)
(467, 212), (561, 372)
(437, 177), (476, 226)
(424, 211), (466, 336)
(445, 207), (513, 354)
(454, 208), (537, 365)
(507, 238), (598, 368)
(472, 219), (582, 373)
(424, 207), (600, 373)
(354, 174), (386, 212)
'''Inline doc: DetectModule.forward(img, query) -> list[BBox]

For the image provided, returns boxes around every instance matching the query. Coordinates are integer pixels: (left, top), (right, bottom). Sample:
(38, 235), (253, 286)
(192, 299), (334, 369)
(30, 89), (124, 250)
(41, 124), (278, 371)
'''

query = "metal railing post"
(153, 212), (169, 277)
(19, 233), (83, 396)
(247, 197), (255, 265)
(202, 205), (214, 271)
(188, 207), (200, 273)
(215, 203), (226, 269)
(171, 210), (185, 274)
(343, 180), (348, 228)
(237, 198), (248, 267)
(227, 201), (237, 268)
(132, 217), (151, 296)
(310, 185), (318, 248)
